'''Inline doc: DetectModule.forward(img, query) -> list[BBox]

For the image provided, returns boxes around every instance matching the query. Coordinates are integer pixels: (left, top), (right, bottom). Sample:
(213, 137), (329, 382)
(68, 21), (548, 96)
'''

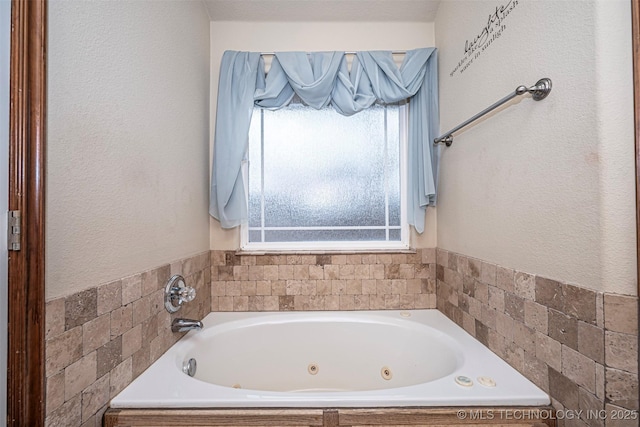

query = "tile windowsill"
(235, 248), (419, 256)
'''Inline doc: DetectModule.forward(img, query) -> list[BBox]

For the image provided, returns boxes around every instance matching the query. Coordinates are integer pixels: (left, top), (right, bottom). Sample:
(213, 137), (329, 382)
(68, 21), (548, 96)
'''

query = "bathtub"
(110, 310), (549, 408)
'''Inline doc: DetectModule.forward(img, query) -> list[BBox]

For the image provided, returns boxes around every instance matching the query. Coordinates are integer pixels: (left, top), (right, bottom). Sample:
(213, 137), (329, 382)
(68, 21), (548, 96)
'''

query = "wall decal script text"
(449, 0), (519, 77)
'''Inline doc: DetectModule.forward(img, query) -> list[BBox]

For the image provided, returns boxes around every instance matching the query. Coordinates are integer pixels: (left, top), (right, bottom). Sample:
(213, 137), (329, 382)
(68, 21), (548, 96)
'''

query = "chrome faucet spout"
(171, 318), (203, 333)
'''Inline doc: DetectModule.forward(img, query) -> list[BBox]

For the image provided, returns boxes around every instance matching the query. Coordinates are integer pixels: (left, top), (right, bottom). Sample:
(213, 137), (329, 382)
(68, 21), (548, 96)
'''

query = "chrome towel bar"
(434, 78), (552, 146)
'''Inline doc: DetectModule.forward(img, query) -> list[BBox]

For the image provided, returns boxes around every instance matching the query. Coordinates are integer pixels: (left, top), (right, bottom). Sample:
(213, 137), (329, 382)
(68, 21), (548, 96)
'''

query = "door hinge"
(8, 210), (21, 251)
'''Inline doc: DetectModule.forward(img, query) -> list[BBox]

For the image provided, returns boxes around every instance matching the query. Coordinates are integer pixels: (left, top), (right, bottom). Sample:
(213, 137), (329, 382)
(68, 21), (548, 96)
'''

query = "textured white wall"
(209, 21), (437, 250)
(47, 0), (211, 299)
(435, 0), (636, 294)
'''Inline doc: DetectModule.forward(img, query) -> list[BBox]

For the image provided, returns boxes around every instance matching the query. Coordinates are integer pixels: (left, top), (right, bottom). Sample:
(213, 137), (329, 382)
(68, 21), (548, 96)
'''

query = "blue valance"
(210, 48), (439, 233)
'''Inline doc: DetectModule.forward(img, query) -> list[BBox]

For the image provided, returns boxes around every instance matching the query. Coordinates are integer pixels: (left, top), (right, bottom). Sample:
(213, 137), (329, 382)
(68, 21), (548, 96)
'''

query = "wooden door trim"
(633, 0), (640, 298)
(8, 0), (46, 424)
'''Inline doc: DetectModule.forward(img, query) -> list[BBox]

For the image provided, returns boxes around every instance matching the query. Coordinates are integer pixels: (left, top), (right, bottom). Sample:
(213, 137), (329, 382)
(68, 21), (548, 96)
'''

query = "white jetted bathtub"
(110, 310), (549, 408)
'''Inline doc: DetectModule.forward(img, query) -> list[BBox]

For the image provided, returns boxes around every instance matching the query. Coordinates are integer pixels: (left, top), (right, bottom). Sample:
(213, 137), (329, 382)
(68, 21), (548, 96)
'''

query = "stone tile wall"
(436, 249), (639, 427)
(209, 250), (437, 311)
(44, 251), (211, 427)
(44, 246), (638, 427)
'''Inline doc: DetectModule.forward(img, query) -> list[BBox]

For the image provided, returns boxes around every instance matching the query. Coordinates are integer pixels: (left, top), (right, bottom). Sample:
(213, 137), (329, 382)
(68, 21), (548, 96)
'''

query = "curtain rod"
(260, 50), (407, 56)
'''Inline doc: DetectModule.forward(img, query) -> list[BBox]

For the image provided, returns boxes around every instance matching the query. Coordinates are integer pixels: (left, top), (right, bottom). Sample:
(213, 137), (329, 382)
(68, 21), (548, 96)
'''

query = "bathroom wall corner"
(44, 251), (211, 427)
(436, 249), (639, 425)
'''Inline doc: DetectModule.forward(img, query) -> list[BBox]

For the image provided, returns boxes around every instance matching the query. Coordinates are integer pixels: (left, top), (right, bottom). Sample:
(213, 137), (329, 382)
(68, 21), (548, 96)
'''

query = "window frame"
(240, 102), (410, 252)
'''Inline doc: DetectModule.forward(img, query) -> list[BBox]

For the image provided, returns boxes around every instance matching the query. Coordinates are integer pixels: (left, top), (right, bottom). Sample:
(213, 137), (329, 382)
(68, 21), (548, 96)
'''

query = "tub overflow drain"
(182, 358), (197, 377)
(308, 363), (319, 375)
(232, 384), (242, 389)
(381, 366), (393, 380)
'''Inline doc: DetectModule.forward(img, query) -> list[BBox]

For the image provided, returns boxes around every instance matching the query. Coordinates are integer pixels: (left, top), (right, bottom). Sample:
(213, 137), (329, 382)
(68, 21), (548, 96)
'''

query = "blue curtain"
(210, 48), (439, 233)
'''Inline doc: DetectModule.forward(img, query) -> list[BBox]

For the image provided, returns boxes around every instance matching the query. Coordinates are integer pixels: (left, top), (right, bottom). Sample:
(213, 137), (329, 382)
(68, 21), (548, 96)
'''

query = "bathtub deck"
(110, 310), (550, 409)
(104, 406), (557, 427)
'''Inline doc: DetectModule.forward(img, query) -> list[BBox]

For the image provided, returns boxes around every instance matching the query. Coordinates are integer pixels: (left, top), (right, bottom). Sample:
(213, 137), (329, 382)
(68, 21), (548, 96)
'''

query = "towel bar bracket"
(440, 136), (453, 147)
(528, 78), (552, 101)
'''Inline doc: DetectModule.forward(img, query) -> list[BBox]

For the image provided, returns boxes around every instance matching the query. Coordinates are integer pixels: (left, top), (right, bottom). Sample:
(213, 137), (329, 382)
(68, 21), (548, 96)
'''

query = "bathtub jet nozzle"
(172, 318), (203, 333)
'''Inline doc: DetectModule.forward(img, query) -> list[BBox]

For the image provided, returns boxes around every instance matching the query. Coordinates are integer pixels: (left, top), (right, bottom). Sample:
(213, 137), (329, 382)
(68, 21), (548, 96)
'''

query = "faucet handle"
(178, 286), (196, 303)
(164, 275), (196, 313)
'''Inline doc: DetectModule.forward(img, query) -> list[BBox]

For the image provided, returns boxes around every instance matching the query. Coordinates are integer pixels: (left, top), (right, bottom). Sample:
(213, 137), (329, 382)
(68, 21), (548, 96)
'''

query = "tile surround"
(436, 249), (639, 427)
(44, 251), (211, 427)
(45, 249), (436, 426)
(44, 247), (639, 427)
(209, 250), (437, 312)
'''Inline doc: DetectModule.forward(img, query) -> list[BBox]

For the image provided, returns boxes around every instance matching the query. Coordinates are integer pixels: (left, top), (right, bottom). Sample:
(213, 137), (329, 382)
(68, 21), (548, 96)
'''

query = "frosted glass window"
(244, 100), (407, 249)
